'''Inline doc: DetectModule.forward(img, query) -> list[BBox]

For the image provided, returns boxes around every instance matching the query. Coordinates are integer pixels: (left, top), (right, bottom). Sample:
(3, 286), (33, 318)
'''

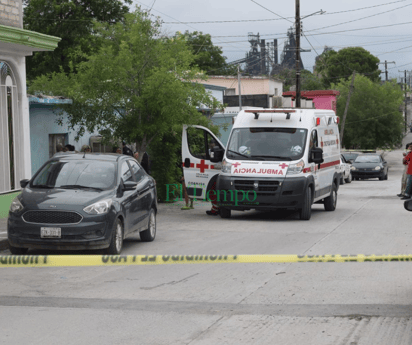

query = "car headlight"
(9, 197), (23, 213)
(83, 199), (113, 215)
(351, 166), (357, 171)
(287, 160), (305, 175)
(374, 166), (382, 170)
(221, 159), (232, 173)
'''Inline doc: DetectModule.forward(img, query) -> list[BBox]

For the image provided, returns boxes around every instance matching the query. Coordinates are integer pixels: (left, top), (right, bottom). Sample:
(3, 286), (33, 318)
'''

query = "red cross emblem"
(233, 162), (241, 168)
(279, 163), (288, 169)
(196, 160), (209, 173)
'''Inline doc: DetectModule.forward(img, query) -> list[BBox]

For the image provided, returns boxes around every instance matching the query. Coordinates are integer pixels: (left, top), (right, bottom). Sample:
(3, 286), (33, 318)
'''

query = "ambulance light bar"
(244, 109), (297, 120)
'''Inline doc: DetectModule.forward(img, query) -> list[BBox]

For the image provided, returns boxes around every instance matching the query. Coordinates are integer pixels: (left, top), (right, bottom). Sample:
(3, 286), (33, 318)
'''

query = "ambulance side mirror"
(210, 147), (224, 163)
(310, 147), (324, 164)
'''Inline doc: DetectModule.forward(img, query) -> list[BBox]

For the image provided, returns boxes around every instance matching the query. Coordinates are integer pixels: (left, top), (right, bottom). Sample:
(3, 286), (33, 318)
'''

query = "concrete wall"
(196, 77), (283, 96)
(29, 104), (98, 175)
(0, 0), (22, 28)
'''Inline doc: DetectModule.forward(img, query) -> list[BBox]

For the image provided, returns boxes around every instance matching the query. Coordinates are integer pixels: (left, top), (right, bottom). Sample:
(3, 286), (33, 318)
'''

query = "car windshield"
(342, 153), (359, 161)
(31, 160), (116, 190)
(226, 127), (308, 161)
(354, 155), (381, 163)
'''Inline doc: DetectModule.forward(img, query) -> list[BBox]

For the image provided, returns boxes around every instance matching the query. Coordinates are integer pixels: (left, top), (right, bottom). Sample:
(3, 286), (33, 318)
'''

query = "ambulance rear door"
(182, 125), (225, 199)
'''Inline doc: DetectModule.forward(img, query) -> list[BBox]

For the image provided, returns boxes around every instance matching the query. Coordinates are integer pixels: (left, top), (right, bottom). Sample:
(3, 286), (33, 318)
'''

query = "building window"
(49, 134), (67, 157)
(225, 88), (236, 96)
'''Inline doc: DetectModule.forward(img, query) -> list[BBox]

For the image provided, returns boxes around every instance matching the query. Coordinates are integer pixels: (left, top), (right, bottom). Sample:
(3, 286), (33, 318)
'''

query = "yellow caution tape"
(1, 254), (412, 267)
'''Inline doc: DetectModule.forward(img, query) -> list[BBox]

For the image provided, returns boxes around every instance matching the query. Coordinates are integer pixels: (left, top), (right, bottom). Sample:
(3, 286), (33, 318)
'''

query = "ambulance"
(182, 108), (341, 220)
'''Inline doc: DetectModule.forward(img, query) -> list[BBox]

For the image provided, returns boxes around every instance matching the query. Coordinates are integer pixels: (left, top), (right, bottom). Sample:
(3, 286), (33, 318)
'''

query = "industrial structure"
(228, 27), (306, 76)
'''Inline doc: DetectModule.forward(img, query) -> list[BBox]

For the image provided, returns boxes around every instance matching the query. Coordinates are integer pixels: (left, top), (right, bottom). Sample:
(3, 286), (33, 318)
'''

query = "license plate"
(41, 227), (61, 238)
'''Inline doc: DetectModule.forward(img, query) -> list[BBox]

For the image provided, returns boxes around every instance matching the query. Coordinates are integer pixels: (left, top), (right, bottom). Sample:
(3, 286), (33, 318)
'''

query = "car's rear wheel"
(8, 244), (28, 255)
(324, 183), (337, 211)
(345, 172), (352, 183)
(299, 187), (312, 220)
(219, 208), (231, 219)
(140, 208), (156, 242)
(105, 218), (123, 255)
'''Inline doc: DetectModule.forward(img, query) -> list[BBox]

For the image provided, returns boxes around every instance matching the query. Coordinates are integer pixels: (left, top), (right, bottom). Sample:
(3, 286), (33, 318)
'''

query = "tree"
(23, 0), (131, 81)
(333, 75), (404, 149)
(30, 9), (221, 177)
(177, 31), (237, 75)
(315, 47), (380, 88)
(273, 68), (324, 92)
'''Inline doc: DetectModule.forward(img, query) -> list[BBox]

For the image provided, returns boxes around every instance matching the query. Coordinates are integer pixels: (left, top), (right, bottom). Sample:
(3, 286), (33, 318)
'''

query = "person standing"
(398, 142), (412, 197)
(122, 142), (133, 156)
(401, 145), (412, 199)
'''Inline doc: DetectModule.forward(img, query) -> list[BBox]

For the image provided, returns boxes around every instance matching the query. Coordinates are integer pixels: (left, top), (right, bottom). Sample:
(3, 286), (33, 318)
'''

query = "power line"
(163, 0), (408, 24)
(305, 2), (412, 34)
(249, 0), (293, 23)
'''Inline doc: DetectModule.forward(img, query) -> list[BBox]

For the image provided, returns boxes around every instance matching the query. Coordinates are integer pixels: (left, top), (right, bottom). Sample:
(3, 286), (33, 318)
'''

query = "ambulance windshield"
(226, 127), (308, 161)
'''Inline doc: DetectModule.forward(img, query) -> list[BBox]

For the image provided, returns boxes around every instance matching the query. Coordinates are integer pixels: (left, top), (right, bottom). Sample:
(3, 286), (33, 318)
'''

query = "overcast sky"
(132, 0), (412, 81)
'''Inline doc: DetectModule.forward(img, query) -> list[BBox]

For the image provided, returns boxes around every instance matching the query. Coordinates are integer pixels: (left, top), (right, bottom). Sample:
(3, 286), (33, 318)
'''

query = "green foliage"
(315, 47), (380, 88)
(30, 9), (221, 198)
(333, 75), (404, 149)
(24, 0), (131, 81)
(301, 70), (325, 91)
(272, 68), (324, 92)
(176, 31), (237, 76)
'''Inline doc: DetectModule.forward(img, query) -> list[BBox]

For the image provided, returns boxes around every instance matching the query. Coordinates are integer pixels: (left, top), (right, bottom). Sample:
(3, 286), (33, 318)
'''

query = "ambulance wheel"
(219, 208), (231, 219)
(324, 183), (337, 211)
(345, 173), (352, 183)
(299, 188), (312, 220)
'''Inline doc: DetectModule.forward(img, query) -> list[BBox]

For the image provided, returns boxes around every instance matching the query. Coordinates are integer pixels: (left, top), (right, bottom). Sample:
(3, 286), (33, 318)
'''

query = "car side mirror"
(20, 179), (30, 188)
(123, 181), (137, 191)
(210, 147), (224, 163)
(309, 147), (324, 164)
(348, 159), (354, 164)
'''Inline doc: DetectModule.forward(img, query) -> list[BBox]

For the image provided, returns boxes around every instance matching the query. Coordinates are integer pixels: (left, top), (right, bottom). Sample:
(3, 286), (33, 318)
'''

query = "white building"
(0, 1), (60, 194)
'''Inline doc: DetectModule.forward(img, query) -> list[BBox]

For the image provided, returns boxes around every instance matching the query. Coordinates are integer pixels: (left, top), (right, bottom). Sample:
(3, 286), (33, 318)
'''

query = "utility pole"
(379, 60), (395, 81)
(340, 71), (356, 144)
(238, 64), (242, 111)
(295, 0), (301, 108)
(399, 70), (409, 132)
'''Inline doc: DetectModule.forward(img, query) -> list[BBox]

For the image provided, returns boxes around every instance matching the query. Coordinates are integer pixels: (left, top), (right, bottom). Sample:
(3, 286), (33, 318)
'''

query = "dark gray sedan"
(351, 153), (388, 181)
(7, 153), (157, 255)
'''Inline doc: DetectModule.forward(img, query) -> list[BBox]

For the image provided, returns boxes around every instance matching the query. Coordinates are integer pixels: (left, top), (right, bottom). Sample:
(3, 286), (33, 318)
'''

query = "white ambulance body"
(182, 108), (341, 220)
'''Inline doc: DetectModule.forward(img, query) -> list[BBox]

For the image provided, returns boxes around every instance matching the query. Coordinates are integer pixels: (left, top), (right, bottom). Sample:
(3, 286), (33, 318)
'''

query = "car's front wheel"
(299, 187), (312, 220)
(140, 208), (156, 242)
(8, 244), (28, 255)
(324, 183), (337, 211)
(105, 218), (123, 255)
(219, 208), (231, 218)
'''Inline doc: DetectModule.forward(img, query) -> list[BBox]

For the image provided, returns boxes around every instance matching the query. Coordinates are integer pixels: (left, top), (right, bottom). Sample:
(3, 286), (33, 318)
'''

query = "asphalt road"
(1, 142), (412, 344)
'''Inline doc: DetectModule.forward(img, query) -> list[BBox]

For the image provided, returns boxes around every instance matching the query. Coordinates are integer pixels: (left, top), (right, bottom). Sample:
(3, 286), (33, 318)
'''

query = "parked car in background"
(340, 154), (352, 184)
(351, 153), (388, 181)
(8, 153), (157, 255)
(341, 152), (360, 164)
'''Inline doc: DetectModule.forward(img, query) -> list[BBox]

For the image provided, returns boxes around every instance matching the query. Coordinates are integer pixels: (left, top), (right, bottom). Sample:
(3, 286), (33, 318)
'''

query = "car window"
(310, 130), (318, 149)
(31, 160), (116, 190)
(120, 161), (134, 183)
(354, 155), (380, 163)
(128, 160), (145, 183)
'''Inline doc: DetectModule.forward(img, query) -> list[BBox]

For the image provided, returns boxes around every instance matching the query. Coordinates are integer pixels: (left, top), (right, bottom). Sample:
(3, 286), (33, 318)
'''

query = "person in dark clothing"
(134, 151), (150, 174)
(122, 142), (133, 156)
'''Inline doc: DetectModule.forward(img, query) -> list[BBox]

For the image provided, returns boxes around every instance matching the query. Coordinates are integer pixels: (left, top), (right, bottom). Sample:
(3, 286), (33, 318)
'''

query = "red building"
(282, 90), (340, 112)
